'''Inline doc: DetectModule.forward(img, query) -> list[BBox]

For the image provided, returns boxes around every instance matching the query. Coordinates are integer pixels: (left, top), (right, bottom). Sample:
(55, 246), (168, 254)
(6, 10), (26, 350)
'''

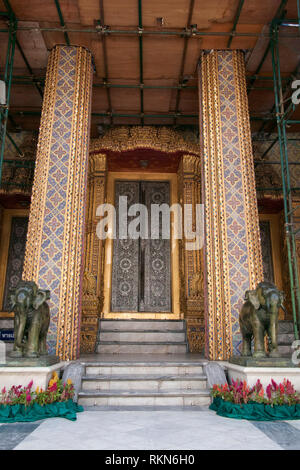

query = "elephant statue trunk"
(15, 308), (26, 350)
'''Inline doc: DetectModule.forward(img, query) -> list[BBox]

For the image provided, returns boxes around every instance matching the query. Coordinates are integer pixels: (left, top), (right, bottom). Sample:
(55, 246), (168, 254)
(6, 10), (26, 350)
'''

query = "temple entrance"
(81, 137), (204, 354)
(111, 180), (171, 313)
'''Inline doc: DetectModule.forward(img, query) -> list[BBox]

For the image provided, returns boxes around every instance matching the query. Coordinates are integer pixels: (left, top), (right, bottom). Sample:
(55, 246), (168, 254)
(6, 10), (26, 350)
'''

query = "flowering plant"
(211, 378), (300, 406)
(0, 371), (74, 407)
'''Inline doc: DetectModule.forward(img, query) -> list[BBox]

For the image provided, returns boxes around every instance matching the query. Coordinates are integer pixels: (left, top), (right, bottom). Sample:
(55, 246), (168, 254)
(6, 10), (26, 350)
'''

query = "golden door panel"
(102, 172), (181, 319)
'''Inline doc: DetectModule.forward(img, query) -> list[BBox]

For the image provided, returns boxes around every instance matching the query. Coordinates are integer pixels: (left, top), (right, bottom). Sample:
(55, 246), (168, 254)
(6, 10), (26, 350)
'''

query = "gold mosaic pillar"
(198, 50), (263, 360)
(80, 153), (107, 353)
(23, 45), (93, 360)
(177, 155), (205, 352)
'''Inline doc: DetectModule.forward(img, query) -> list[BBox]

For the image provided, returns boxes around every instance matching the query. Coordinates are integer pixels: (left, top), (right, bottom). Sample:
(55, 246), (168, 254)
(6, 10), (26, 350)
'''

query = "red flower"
(255, 379), (263, 392)
(271, 379), (278, 391)
(258, 388), (264, 398)
(266, 384), (272, 400)
(27, 380), (33, 390)
(49, 382), (57, 392)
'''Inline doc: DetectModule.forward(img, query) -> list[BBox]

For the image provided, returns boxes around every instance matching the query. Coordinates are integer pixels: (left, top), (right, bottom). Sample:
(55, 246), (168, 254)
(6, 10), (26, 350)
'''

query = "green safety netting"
(210, 397), (300, 421)
(0, 399), (83, 423)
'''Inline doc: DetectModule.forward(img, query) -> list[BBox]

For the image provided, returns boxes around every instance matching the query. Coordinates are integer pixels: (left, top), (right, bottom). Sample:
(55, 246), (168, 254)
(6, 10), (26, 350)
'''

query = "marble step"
(278, 344), (293, 356)
(278, 321), (294, 334)
(277, 333), (295, 345)
(99, 330), (186, 343)
(96, 342), (188, 354)
(81, 374), (207, 391)
(78, 388), (211, 407)
(100, 320), (185, 331)
(84, 362), (206, 376)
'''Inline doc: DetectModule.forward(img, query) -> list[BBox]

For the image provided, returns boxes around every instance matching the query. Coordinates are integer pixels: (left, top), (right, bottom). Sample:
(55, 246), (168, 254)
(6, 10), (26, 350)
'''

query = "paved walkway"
(2, 407), (300, 450)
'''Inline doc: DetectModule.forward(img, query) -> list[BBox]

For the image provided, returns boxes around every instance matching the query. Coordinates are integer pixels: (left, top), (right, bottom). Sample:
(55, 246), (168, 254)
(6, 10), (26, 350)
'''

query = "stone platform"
(224, 361), (300, 391)
(0, 355), (60, 368)
(0, 356), (65, 390)
(229, 355), (295, 368)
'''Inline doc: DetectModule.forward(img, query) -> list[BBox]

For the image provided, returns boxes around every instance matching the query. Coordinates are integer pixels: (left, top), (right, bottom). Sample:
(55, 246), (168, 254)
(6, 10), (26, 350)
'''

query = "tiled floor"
(2, 407), (300, 450)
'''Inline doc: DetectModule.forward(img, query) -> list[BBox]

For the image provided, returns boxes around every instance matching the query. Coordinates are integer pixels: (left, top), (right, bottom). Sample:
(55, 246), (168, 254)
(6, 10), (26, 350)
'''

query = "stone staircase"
(96, 319), (188, 354)
(78, 358), (211, 407)
(278, 320), (295, 357)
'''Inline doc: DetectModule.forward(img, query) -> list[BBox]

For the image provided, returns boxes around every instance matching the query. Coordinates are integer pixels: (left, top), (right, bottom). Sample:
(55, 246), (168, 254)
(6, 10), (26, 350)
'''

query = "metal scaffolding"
(0, 0), (300, 340)
(270, 18), (300, 339)
(0, 4), (17, 185)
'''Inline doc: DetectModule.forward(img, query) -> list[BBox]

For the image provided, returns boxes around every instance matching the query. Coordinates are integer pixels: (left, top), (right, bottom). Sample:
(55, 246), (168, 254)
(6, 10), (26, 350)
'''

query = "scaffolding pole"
(271, 19), (300, 340)
(0, 11), (17, 185)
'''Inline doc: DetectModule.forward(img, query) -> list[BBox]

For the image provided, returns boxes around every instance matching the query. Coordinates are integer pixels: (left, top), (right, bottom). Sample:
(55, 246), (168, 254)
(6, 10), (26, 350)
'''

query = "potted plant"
(210, 378), (300, 420)
(0, 371), (83, 423)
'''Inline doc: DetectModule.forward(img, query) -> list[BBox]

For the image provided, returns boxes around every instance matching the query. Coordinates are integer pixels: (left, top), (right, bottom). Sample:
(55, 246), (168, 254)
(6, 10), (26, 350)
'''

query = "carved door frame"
(102, 171), (182, 319)
(80, 140), (203, 353)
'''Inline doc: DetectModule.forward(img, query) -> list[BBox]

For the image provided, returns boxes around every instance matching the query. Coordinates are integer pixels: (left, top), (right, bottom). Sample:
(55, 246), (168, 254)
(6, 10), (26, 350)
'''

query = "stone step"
(78, 388), (211, 407)
(278, 321), (294, 334)
(100, 320), (185, 331)
(81, 374), (207, 391)
(278, 344), (293, 356)
(96, 342), (188, 354)
(277, 333), (295, 345)
(84, 362), (206, 376)
(99, 330), (186, 343)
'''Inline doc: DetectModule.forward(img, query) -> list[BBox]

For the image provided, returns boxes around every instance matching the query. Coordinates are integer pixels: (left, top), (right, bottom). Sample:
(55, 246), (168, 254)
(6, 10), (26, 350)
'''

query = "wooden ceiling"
(0, 0), (300, 137)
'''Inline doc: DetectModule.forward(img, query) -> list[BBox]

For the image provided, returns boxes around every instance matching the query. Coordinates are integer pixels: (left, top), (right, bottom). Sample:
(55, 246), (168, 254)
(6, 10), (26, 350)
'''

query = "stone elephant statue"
(9, 280), (50, 358)
(239, 281), (286, 358)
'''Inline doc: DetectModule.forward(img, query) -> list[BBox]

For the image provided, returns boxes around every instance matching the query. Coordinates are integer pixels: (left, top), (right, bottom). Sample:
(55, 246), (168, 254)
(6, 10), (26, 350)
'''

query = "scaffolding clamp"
(95, 23), (109, 35)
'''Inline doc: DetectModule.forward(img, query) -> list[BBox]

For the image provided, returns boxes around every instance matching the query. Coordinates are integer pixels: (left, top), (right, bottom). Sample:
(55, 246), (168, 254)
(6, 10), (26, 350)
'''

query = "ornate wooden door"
(111, 181), (171, 312)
